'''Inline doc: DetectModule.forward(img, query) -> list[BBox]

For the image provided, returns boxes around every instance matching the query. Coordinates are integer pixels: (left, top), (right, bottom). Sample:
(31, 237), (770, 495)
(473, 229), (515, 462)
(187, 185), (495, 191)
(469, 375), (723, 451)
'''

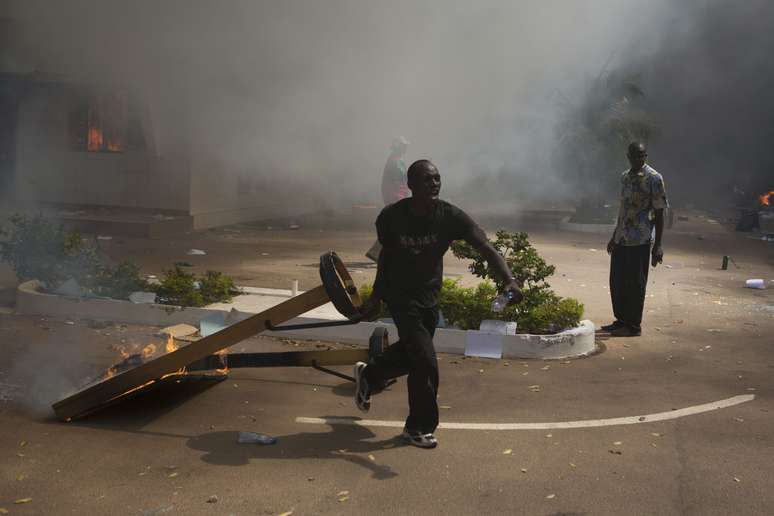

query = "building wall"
(188, 154), (292, 228)
(14, 84), (191, 212)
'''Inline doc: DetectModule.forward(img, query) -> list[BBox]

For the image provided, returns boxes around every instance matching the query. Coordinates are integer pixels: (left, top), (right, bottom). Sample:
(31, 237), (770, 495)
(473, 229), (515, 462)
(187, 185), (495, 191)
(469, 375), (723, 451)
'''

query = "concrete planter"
(15, 280), (596, 360)
(558, 216), (616, 234)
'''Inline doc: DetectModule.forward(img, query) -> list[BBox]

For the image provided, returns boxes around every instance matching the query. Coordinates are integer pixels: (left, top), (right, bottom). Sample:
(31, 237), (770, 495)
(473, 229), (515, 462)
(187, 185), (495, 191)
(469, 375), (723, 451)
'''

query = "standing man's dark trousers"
(610, 243), (651, 331)
(364, 303), (439, 434)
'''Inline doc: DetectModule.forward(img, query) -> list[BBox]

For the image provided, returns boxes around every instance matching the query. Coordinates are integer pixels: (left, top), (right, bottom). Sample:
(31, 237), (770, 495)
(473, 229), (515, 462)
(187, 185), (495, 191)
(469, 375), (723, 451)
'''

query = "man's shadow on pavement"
(186, 417), (403, 480)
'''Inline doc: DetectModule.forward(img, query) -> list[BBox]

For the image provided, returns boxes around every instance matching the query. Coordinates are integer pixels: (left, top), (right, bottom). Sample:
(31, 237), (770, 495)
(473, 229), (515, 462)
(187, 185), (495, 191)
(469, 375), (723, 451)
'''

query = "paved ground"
(0, 212), (773, 515)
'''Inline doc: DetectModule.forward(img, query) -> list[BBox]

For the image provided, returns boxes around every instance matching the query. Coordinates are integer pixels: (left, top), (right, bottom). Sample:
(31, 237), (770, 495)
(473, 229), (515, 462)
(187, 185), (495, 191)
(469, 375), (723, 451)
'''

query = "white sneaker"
(402, 428), (438, 449)
(354, 362), (371, 412)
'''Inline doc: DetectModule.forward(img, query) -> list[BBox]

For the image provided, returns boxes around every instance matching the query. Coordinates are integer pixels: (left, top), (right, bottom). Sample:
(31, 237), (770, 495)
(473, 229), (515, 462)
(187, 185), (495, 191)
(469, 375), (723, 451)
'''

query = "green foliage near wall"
(0, 214), (240, 307)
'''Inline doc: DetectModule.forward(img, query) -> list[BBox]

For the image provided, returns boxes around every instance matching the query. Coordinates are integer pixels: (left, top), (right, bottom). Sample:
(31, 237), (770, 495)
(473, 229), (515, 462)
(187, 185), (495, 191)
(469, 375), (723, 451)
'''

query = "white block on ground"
(465, 330), (504, 359)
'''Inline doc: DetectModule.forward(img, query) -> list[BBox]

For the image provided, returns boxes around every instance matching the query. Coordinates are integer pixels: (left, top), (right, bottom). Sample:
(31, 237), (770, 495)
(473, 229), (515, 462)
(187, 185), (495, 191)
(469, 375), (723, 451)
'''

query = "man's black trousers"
(609, 243), (651, 330)
(364, 303), (439, 434)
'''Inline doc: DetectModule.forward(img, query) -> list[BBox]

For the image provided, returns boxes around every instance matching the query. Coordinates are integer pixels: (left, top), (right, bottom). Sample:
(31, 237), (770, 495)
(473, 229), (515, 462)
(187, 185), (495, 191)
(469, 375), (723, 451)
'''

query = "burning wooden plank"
(53, 251), (361, 421)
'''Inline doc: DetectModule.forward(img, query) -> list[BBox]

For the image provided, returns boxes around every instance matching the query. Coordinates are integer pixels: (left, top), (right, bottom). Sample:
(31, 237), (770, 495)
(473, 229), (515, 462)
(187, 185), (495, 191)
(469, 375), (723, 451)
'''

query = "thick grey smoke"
(3, 0), (772, 209)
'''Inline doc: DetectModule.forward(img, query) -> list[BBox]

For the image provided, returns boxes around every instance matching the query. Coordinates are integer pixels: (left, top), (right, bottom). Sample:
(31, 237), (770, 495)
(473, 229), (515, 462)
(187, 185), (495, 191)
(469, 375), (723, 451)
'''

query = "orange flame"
(87, 127), (103, 151)
(165, 335), (178, 354)
(760, 191), (773, 206)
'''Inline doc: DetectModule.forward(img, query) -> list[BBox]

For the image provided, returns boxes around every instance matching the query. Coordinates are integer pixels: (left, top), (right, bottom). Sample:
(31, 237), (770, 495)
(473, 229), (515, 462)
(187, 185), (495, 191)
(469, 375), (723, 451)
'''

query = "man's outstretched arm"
(466, 225), (523, 303)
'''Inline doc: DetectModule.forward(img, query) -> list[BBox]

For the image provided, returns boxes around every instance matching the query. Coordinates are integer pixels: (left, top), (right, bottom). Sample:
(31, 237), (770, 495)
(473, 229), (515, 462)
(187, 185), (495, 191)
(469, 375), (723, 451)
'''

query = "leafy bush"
(359, 230), (583, 333)
(0, 214), (240, 306)
(151, 267), (242, 307)
(152, 266), (203, 307)
(0, 214), (148, 299)
(450, 230), (583, 333)
(199, 270), (241, 305)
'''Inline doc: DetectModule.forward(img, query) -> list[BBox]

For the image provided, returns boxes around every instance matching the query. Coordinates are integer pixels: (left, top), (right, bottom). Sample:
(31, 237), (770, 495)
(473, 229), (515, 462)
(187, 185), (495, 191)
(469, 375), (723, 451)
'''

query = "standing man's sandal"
(600, 321), (625, 331)
(610, 325), (641, 337)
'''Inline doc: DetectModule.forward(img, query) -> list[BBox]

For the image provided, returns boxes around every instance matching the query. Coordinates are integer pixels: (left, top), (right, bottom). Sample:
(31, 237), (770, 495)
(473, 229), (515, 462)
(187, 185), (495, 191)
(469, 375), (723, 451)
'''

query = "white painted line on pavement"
(296, 394), (755, 430)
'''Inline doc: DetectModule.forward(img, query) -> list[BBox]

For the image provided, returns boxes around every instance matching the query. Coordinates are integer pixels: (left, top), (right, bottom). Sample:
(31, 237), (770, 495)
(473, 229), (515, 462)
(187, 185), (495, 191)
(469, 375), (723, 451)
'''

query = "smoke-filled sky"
(3, 0), (773, 209)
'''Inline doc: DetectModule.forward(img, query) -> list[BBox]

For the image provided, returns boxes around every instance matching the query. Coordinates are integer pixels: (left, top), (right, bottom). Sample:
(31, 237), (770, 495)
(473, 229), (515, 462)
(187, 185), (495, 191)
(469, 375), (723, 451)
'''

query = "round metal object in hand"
(319, 251), (362, 320)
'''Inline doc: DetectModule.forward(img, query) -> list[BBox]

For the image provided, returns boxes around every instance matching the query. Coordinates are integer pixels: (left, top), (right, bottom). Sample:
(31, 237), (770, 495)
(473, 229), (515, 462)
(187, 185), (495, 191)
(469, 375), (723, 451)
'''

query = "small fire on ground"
(759, 190), (773, 206)
(101, 335), (228, 382)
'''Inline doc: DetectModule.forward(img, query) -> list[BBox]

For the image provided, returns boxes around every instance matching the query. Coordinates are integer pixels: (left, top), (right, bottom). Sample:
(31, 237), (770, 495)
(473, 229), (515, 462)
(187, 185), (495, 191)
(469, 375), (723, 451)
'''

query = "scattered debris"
(368, 454), (376, 462)
(745, 279), (765, 289)
(206, 495), (218, 503)
(237, 431), (277, 445)
(187, 249), (206, 255)
(733, 476), (741, 483)
(609, 449), (623, 455)
(158, 323), (198, 339)
(279, 511), (294, 516)
(502, 449), (512, 455)
(14, 498), (32, 504)
(520, 468), (527, 473)
(546, 494), (556, 499)
(528, 385), (541, 392)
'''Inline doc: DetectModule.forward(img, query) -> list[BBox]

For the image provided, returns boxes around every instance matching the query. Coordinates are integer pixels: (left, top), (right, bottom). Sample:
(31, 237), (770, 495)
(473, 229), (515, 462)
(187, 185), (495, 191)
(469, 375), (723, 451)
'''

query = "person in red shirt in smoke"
(366, 137), (410, 261)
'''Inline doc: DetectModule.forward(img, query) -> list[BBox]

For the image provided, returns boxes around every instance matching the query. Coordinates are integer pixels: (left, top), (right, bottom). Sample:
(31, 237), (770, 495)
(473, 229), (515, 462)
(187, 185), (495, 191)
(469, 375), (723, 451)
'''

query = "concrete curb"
(15, 280), (597, 360)
(558, 216), (616, 234)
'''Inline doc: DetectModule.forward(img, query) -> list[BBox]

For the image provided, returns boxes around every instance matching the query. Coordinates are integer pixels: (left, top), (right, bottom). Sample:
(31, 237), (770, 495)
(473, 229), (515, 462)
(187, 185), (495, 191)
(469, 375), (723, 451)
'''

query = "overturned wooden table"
(53, 251), (386, 421)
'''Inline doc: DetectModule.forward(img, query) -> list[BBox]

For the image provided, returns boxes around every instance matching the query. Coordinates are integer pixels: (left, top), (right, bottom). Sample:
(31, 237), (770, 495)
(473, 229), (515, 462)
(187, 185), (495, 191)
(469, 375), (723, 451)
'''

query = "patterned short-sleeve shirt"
(613, 164), (668, 246)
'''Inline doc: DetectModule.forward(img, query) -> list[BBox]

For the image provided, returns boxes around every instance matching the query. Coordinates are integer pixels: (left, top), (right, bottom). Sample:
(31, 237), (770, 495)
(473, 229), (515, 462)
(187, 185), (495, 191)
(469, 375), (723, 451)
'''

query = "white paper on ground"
(465, 330), (504, 359)
(200, 312), (227, 337)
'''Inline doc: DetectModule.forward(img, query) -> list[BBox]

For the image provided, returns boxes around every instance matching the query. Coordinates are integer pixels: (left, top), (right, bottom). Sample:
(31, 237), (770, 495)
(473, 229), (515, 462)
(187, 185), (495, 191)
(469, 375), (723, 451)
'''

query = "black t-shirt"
(374, 198), (479, 308)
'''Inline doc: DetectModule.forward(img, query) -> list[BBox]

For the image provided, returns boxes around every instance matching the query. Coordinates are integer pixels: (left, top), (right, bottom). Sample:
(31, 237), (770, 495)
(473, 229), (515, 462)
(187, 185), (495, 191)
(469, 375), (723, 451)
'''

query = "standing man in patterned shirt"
(602, 142), (668, 337)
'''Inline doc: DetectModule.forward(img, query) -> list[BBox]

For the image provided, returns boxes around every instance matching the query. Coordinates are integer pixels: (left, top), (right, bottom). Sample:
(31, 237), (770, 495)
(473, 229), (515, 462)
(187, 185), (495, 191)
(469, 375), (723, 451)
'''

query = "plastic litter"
(237, 431), (277, 445)
(745, 279), (765, 289)
(491, 291), (516, 312)
(187, 249), (206, 255)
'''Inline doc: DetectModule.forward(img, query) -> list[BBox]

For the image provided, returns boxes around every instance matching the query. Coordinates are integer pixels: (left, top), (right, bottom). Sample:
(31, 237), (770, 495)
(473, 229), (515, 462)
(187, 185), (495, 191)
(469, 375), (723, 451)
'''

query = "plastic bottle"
(491, 291), (515, 313)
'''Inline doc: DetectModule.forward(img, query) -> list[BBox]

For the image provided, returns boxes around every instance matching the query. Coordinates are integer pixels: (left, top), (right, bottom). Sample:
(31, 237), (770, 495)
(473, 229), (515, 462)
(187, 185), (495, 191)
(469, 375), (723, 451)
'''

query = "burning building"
(0, 15), (309, 235)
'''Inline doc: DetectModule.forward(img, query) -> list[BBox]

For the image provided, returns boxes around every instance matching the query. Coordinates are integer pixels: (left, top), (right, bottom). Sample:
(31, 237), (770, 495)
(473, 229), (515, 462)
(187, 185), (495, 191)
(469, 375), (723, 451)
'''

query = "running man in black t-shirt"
(355, 159), (523, 448)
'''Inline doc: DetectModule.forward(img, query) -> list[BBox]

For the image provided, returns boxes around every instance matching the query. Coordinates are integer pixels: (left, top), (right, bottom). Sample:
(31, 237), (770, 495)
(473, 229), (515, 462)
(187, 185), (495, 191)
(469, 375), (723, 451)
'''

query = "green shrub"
(92, 261), (151, 299)
(0, 214), (148, 299)
(151, 267), (242, 307)
(199, 270), (241, 305)
(152, 266), (204, 307)
(0, 214), (240, 306)
(358, 230), (584, 333)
